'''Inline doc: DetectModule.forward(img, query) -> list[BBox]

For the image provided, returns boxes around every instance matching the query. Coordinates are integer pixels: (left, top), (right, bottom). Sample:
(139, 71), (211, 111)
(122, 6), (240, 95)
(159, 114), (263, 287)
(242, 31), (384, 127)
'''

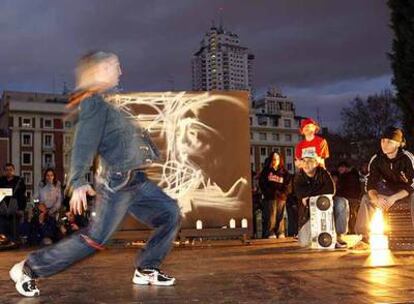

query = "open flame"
(369, 208), (389, 250)
(366, 208), (394, 267)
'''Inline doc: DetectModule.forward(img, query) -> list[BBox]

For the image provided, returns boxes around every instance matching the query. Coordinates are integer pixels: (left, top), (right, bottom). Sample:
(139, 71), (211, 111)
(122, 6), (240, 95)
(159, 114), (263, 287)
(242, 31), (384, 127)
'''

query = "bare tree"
(340, 90), (401, 159)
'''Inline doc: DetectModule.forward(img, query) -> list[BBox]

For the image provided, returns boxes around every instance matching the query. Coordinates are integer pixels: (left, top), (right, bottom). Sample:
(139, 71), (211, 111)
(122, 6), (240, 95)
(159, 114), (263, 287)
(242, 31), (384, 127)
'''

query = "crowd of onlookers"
(252, 118), (414, 250)
(1, 117), (413, 252)
(0, 163), (89, 249)
(252, 160), (367, 238)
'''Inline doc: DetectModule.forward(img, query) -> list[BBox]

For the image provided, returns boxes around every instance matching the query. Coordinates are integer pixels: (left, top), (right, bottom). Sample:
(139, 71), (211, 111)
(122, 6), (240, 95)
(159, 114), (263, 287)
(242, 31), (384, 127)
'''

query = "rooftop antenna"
(218, 7), (224, 32)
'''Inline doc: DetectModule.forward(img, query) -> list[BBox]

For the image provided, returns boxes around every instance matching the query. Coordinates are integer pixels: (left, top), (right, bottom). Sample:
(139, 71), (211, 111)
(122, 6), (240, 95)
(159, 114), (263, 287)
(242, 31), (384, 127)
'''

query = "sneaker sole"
(132, 276), (175, 286)
(9, 262), (40, 297)
(15, 282), (40, 297)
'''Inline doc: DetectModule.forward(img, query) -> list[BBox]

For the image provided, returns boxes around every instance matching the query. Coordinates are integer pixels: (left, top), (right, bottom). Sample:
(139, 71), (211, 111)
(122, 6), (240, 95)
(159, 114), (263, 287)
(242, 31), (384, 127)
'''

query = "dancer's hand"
(70, 185), (96, 215)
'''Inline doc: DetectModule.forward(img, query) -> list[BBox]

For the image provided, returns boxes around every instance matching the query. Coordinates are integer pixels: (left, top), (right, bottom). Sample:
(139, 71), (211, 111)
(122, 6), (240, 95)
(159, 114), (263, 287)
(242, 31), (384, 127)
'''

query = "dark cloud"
(0, 0), (392, 128)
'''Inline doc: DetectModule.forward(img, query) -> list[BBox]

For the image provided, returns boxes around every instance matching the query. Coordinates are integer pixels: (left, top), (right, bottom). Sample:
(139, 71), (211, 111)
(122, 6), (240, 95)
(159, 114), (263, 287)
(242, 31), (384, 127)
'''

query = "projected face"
(109, 92), (249, 215)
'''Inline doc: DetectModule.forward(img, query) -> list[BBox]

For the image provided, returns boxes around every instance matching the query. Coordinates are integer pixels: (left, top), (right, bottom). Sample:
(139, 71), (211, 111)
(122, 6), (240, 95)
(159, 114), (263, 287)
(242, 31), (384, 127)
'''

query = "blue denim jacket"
(68, 94), (159, 189)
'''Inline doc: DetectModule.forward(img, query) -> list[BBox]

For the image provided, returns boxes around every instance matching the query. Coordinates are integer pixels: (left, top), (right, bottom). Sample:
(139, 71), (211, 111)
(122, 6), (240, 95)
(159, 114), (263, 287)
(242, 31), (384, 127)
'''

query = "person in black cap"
(354, 127), (414, 246)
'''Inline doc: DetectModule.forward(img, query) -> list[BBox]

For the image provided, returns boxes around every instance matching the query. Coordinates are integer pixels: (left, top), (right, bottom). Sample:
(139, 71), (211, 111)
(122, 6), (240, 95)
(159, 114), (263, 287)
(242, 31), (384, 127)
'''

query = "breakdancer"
(10, 51), (181, 297)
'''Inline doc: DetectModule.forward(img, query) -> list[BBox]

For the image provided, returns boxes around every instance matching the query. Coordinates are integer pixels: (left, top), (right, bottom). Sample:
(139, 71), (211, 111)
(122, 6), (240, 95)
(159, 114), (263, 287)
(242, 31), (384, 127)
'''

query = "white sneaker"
(268, 234), (277, 239)
(278, 233), (286, 239)
(9, 261), (40, 297)
(132, 268), (175, 286)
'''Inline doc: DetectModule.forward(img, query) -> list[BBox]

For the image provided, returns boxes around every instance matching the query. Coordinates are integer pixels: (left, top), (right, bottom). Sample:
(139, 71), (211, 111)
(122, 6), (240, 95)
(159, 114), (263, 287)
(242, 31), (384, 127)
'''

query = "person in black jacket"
(259, 151), (291, 238)
(0, 163), (27, 242)
(355, 127), (414, 243)
(294, 150), (349, 248)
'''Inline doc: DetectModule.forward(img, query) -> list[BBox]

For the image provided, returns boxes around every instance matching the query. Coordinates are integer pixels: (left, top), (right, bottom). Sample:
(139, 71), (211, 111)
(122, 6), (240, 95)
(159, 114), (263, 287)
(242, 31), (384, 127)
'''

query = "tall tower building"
(192, 23), (254, 92)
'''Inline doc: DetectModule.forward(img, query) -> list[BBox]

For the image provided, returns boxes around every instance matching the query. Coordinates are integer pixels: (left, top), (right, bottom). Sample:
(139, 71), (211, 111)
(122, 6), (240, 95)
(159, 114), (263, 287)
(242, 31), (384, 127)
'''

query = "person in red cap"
(295, 118), (329, 169)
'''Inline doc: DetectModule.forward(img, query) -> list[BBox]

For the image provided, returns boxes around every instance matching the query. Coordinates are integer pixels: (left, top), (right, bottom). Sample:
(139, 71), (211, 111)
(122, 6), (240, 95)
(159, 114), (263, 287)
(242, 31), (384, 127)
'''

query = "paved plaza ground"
(1, 238), (414, 303)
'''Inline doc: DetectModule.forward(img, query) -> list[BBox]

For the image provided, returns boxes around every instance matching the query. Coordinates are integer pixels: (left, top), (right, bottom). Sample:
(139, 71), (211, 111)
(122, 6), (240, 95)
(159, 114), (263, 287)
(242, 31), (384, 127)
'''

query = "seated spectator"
(294, 150), (349, 248)
(17, 209), (33, 246)
(59, 211), (81, 236)
(31, 203), (60, 246)
(259, 151), (291, 239)
(0, 163), (27, 243)
(336, 161), (361, 234)
(34, 168), (62, 219)
(355, 127), (414, 246)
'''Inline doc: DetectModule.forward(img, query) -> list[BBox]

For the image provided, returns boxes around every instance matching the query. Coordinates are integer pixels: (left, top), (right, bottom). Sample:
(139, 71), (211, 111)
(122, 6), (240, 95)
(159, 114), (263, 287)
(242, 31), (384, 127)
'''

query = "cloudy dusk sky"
(0, 0), (391, 130)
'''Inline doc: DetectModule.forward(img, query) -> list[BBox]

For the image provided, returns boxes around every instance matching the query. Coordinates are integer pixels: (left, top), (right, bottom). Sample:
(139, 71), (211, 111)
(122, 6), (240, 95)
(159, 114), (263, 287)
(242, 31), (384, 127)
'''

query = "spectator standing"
(259, 151), (291, 239)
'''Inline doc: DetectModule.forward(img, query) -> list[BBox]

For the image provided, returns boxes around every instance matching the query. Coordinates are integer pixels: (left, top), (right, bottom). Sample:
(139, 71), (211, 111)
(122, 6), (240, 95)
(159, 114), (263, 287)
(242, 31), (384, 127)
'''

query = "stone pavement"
(1, 238), (414, 304)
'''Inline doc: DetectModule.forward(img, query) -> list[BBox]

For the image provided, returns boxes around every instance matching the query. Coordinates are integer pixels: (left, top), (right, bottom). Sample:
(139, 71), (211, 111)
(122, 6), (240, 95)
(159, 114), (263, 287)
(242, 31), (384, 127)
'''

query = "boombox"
(309, 194), (336, 249)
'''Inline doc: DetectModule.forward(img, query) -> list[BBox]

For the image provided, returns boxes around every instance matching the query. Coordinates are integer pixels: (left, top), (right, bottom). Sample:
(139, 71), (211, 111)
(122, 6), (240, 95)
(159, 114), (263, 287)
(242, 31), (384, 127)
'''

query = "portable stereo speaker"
(309, 194), (336, 249)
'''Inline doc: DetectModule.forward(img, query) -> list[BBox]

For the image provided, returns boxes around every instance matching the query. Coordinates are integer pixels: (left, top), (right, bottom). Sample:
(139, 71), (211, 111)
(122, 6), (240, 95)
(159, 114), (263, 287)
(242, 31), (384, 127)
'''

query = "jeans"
(26, 170), (181, 278)
(262, 199), (285, 238)
(334, 196), (350, 235)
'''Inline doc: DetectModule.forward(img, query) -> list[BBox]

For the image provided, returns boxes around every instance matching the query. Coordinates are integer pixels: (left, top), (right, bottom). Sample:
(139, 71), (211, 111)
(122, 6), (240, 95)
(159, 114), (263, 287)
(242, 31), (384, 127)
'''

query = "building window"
(64, 121), (72, 129)
(284, 119), (291, 128)
(43, 153), (54, 168)
(22, 118), (32, 128)
(43, 134), (53, 148)
(64, 135), (72, 147)
(21, 133), (32, 146)
(21, 171), (32, 185)
(250, 132), (253, 140)
(22, 152), (32, 165)
(272, 133), (279, 141)
(260, 147), (267, 156)
(285, 134), (292, 142)
(287, 163), (293, 171)
(44, 119), (53, 129)
(250, 147), (253, 155)
(26, 190), (32, 200)
(259, 132), (267, 140)
(258, 116), (267, 126)
(286, 148), (292, 156)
